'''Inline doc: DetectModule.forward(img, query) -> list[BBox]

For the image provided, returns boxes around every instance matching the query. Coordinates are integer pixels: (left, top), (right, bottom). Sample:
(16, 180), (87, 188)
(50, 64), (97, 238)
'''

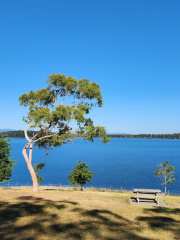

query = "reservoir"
(2, 138), (180, 195)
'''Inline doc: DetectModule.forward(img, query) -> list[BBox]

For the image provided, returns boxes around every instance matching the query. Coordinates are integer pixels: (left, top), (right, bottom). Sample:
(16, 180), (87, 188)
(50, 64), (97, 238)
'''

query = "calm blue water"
(2, 138), (180, 194)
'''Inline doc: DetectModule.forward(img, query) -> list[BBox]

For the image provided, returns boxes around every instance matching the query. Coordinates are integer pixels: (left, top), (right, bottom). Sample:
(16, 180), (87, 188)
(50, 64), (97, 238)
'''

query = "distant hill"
(0, 129), (15, 132)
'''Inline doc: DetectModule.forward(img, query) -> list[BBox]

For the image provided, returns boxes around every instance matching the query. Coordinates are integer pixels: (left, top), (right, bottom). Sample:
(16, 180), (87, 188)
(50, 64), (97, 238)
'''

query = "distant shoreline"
(5, 136), (180, 140)
(2, 130), (180, 140)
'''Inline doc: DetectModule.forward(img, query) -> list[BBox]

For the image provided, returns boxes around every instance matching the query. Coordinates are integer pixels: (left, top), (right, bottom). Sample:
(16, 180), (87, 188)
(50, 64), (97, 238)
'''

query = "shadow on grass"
(0, 196), (153, 240)
(43, 188), (73, 192)
(137, 207), (180, 239)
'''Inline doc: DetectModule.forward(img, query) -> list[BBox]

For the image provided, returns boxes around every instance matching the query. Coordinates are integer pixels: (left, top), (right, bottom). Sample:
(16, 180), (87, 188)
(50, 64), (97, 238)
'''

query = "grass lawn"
(0, 187), (180, 240)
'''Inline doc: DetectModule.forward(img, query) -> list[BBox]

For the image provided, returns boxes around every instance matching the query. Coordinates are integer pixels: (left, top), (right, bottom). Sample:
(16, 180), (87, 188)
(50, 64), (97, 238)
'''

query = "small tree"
(68, 161), (93, 191)
(0, 135), (16, 183)
(19, 73), (110, 192)
(34, 163), (45, 183)
(154, 161), (175, 195)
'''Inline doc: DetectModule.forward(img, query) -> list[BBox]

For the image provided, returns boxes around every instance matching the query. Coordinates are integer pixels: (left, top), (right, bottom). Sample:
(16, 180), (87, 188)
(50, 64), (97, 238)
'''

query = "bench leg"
(155, 193), (159, 205)
(155, 198), (159, 205)
(137, 197), (139, 204)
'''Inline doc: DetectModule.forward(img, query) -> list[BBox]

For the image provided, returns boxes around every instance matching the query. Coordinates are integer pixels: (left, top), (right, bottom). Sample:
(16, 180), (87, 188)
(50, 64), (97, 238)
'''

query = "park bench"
(133, 189), (161, 205)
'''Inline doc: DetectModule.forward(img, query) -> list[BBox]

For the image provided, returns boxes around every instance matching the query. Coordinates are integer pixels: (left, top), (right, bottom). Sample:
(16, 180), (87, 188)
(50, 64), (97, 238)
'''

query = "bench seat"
(133, 189), (161, 205)
(135, 195), (160, 204)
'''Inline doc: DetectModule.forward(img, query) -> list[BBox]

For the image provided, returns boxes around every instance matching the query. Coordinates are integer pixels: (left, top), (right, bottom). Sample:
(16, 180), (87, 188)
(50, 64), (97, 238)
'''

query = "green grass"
(0, 186), (180, 240)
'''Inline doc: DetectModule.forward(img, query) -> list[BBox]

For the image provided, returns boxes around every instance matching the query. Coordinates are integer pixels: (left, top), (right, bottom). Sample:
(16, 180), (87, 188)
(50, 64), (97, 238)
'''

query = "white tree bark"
(22, 124), (38, 192)
(22, 122), (70, 191)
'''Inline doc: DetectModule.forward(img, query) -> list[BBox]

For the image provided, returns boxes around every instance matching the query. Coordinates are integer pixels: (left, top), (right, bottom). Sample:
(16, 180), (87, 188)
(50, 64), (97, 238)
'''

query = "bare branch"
(61, 93), (68, 105)
(31, 122), (55, 141)
(70, 120), (75, 130)
(24, 123), (31, 142)
(70, 98), (81, 106)
(54, 89), (64, 107)
(33, 131), (59, 143)
(22, 147), (29, 164)
(29, 142), (33, 163)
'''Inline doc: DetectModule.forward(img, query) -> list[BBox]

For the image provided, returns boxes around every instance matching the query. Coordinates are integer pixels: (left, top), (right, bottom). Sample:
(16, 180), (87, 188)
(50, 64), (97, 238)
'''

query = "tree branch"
(29, 142), (33, 163)
(33, 131), (59, 143)
(24, 123), (31, 142)
(61, 93), (69, 105)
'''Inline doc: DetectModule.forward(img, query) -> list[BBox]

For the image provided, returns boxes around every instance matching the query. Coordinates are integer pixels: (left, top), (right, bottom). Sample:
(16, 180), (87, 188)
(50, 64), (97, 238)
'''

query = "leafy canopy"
(68, 161), (93, 187)
(0, 135), (16, 183)
(154, 161), (175, 186)
(19, 73), (110, 150)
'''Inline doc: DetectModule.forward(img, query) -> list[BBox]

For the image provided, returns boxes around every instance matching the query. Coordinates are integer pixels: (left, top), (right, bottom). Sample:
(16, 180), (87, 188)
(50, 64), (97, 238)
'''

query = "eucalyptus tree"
(19, 73), (110, 191)
(154, 161), (175, 195)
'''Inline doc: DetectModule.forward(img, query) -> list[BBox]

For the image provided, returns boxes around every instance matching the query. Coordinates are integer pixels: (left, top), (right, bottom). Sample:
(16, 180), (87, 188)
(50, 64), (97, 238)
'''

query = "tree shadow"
(0, 196), (154, 240)
(137, 207), (180, 240)
(144, 207), (180, 215)
(50, 207), (150, 240)
(42, 188), (73, 192)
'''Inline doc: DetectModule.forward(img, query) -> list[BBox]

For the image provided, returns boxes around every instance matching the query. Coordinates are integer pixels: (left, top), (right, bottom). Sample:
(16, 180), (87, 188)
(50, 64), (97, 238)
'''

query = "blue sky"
(0, 0), (180, 134)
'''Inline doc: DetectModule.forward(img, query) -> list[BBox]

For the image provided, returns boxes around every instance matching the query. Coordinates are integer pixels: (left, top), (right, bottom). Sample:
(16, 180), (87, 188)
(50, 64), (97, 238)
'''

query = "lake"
(2, 138), (180, 194)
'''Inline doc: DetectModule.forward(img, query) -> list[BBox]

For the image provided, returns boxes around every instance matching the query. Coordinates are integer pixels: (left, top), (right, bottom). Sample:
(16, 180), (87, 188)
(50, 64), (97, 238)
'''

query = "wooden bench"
(133, 189), (161, 205)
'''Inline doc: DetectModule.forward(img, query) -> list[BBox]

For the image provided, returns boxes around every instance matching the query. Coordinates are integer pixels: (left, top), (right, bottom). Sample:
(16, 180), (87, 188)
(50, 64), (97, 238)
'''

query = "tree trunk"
(22, 146), (38, 192)
(22, 124), (38, 192)
(80, 185), (83, 191)
(165, 185), (166, 196)
(27, 160), (38, 192)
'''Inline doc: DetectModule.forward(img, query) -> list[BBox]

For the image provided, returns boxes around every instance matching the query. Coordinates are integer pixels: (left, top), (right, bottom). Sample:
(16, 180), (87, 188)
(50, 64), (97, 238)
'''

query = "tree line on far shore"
(107, 133), (180, 139)
(2, 130), (39, 138)
(4, 131), (180, 140)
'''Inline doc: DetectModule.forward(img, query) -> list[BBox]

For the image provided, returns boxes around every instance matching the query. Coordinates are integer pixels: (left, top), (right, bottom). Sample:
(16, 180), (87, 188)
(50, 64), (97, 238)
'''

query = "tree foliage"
(19, 74), (110, 147)
(34, 163), (45, 183)
(19, 73), (110, 191)
(0, 135), (16, 183)
(154, 161), (175, 195)
(68, 161), (93, 190)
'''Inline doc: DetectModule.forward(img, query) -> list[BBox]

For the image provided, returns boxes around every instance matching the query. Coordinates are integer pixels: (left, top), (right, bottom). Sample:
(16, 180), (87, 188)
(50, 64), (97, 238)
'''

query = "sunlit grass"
(0, 187), (179, 240)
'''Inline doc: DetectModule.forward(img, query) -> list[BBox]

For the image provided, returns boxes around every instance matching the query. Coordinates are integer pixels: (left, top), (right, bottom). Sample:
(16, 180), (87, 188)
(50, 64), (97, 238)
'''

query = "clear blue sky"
(0, 0), (180, 134)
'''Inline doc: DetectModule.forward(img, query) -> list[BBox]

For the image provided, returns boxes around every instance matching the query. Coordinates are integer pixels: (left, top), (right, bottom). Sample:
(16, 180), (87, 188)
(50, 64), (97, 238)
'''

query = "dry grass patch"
(0, 187), (180, 240)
